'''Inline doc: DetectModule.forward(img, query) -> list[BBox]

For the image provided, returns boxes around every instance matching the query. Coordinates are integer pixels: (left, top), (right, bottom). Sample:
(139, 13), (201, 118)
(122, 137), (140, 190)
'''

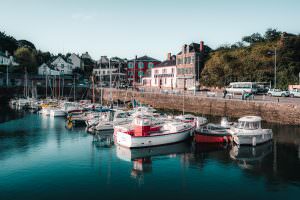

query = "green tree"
(264, 28), (281, 41)
(14, 47), (37, 73)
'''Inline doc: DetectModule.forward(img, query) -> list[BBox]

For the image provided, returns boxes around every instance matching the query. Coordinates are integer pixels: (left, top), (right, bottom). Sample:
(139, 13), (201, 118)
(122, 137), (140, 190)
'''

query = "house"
(176, 41), (209, 89)
(93, 56), (127, 84)
(68, 53), (83, 70)
(51, 56), (73, 75)
(38, 63), (61, 76)
(0, 51), (19, 66)
(0, 51), (10, 66)
(142, 53), (177, 89)
(81, 52), (95, 73)
(127, 55), (160, 84)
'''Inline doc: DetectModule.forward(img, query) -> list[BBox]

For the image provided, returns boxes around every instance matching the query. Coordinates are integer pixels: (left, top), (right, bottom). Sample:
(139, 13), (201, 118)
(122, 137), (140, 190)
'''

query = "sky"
(0, 0), (299, 61)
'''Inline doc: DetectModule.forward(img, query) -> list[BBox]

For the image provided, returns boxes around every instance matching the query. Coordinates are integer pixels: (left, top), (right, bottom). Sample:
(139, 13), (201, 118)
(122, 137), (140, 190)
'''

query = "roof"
(51, 56), (73, 65)
(177, 42), (209, 55)
(238, 116), (262, 122)
(129, 55), (160, 62)
(0, 51), (8, 58)
(154, 57), (176, 68)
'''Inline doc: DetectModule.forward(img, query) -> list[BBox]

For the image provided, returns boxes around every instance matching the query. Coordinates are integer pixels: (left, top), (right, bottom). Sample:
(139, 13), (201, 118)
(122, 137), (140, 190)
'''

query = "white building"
(142, 54), (177, 89)
(68, 53), (83, 70)
(38, 63), (61, 76)
(51, 56), (73, 75)
(0, 51), (19, 66)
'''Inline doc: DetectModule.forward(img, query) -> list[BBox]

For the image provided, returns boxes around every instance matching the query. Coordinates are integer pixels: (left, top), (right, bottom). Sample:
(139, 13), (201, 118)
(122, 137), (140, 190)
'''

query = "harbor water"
(0, 109), (299, 200)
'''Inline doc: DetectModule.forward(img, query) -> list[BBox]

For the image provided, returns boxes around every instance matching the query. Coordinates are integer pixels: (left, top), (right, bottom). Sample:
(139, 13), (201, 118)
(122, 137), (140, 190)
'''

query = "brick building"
(176, 41), (209, 89)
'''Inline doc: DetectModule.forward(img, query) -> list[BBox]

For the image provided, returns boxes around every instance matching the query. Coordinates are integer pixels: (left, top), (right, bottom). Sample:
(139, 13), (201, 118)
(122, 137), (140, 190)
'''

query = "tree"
(264, 28), (281, 41)
(0, 31), (18, 54)
(242, 33), (264, 44)
(14, 47), (37, 73)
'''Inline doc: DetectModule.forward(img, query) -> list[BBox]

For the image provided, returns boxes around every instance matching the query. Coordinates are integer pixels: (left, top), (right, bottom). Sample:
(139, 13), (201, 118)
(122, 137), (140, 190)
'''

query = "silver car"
(267, 89), (289, 97)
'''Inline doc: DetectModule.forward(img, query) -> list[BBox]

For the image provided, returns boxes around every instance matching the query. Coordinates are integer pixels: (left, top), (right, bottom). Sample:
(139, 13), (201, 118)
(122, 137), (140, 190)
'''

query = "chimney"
(167, 53), (171, 60)
(200, 41), (204, 52)
(182, 44), (187, 54)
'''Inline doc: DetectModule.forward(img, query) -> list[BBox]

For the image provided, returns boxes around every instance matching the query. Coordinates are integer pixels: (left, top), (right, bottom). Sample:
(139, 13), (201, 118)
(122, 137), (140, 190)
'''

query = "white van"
(225, 82), (258, 94)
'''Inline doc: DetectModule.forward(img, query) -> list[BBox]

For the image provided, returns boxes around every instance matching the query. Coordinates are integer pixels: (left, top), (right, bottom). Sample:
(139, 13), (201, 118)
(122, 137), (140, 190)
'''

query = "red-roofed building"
(127, 55), (160, 85)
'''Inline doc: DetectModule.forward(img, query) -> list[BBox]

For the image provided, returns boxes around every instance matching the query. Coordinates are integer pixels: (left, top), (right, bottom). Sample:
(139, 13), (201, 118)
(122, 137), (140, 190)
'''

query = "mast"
(73, 75), (76, 102)
(45, 74), (48, 99)
(109, 58), (112, 104)
(92, 75), (95, 104)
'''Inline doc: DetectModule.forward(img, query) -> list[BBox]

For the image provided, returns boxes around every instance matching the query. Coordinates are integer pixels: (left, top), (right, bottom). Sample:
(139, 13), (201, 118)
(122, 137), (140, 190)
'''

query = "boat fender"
(252, 137), (256, 146)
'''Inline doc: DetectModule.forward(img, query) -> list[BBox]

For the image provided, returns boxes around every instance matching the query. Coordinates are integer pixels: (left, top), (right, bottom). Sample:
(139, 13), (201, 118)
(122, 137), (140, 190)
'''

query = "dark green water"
(0, 112), (299, 200)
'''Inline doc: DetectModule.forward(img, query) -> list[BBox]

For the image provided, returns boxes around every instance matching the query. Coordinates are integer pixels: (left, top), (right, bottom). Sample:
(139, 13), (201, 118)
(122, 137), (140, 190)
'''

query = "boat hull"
(232, 129), (273, 146)
(194, 132), (232, 143)
(116, 128), (193, 148)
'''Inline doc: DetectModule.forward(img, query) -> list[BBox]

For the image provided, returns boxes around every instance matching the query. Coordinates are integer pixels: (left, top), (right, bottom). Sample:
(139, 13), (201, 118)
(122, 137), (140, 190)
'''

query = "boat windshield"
(238, 121), (260, 130)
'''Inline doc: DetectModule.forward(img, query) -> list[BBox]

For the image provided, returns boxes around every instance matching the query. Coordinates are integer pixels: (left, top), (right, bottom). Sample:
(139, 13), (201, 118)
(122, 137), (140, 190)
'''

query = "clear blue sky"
(1, 0), (299, 60)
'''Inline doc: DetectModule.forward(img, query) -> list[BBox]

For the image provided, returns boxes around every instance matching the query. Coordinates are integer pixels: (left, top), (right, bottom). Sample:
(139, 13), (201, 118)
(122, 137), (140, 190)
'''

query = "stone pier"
(100, 88), (300, 125)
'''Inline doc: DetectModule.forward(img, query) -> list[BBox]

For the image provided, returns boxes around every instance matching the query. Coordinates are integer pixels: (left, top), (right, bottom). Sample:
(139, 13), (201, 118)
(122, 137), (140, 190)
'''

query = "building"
(38, 63), (61, 76)
(142, 53), (177, 89)
(68, 53), (83, 70)
(127, 55), (160, 84)
(51, 56), (73, 75)
(93, 56), (127, 85)
(0, 51), (19, 66)
(176, 41), (209, 89)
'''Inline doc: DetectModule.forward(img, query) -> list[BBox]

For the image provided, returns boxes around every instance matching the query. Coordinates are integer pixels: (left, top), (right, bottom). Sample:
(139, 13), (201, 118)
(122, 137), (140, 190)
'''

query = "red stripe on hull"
(194, 134), (232, 143)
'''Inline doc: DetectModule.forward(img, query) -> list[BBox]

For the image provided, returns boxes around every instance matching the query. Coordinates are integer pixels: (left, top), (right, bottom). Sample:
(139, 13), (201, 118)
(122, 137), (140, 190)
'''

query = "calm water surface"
(0, 110), (299, 200)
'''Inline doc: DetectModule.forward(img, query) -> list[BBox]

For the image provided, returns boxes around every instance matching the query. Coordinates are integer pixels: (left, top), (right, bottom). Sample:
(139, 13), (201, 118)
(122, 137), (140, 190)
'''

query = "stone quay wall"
(100, 88), (300, 125)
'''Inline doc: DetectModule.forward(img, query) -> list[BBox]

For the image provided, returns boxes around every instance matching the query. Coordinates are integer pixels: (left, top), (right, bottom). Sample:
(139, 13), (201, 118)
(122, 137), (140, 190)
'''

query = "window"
(165, 78), (167, 84)
(138, 62), (144, 69)
(148, 62), (154, 68)
(128, 62), (134, 68)
(61, 64), (64, 68)
(171, 68), (174, 74)
(138, 71), (144, 77)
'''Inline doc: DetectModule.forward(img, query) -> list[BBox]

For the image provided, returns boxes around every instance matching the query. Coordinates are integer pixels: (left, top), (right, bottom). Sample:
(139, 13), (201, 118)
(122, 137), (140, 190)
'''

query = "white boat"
(115, 114), (194, 148)
(50, 109), (66, 117)
(229, 116), (273, 146)
(94, 110), (132, 131)
(175, 114), (208, 128)
(40, 107), (50, 116)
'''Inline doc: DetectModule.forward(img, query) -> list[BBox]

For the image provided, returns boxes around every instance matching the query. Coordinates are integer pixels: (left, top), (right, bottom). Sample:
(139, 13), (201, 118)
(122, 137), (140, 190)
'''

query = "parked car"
(187, 86), (200, 91)
(289, 89), (300, 98)
(267, 89), (289, 97)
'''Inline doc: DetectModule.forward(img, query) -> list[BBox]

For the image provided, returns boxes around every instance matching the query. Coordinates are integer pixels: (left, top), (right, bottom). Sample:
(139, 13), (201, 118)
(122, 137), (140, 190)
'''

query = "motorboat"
(114, 114), (194, 148)
(194, 123), (233, 144)
(175, 114), (208, 128)
(94, 110), (132, 132)
(49, 109), (66, 117)
(229, 116), (273, 146)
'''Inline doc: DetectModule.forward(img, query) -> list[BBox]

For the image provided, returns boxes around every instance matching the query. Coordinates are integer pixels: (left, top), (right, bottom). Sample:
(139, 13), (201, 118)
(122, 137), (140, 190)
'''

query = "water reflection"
(92, 131), (114, 148)
(116, 142), (191, 184)
(230, 142), (273, 170)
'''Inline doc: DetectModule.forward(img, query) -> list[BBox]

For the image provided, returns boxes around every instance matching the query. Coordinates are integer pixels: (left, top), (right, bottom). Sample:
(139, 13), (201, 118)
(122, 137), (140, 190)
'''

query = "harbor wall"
(100, 88), (300, 125)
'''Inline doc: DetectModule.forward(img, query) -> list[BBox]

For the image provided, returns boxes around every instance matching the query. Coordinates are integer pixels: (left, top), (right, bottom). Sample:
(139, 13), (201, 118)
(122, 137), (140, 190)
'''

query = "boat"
(194, 123), (233, 144)
(49, 109), (66, 117)
(175, 114), (208, 128)
(94, 110), (132, 132)
(229, 116), (273, 146)
(114, 114), (194, 148)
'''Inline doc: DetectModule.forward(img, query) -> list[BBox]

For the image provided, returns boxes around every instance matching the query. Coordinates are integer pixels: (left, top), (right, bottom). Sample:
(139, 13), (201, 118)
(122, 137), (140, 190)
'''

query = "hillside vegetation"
(201, 29), (300, 89)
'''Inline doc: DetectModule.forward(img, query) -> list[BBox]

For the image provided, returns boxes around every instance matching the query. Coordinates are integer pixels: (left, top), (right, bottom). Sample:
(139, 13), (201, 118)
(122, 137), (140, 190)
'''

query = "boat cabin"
(237, 116), (262, 130)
